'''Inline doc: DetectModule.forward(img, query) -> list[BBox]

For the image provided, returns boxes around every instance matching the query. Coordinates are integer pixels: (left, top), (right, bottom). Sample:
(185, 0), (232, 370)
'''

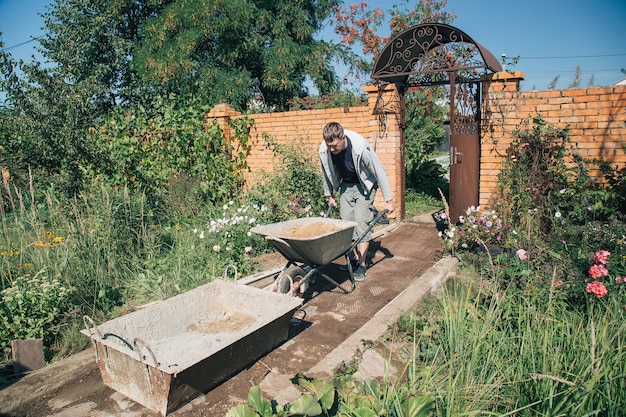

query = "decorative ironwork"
(372, 24), (502, 86)
(452, 82), (480, 135)
(372, 85), (402, 115)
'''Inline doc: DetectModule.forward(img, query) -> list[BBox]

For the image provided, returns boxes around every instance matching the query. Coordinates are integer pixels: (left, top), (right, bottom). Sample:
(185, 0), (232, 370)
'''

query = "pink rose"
(586, 281), (608, 298)
(516, 249), (529, 261)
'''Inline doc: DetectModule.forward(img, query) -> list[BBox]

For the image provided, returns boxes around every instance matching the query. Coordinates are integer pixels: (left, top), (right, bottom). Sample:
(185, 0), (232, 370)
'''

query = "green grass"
(384, 270), (626, 416)
(404, 189), (444, 219)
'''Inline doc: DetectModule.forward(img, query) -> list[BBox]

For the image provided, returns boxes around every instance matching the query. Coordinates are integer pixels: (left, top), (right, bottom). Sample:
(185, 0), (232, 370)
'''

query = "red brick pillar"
(206, 103), (242, 143)
(364, 84), (405, 219)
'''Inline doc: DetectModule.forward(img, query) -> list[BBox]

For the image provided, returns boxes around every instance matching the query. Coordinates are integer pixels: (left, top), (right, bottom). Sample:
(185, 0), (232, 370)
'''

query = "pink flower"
(553, 279), (564, 287)
(212, 245), (221, 253)
(516, 249), (529, 261)
(593, 250), (610, 265)
(589, 264), (609, 279)
(586, 281), (608, 298)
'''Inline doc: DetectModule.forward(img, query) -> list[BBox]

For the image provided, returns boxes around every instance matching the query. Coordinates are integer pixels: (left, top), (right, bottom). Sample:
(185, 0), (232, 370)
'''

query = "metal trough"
(81, 279), (302, 415)
(250, 217), (358, 266)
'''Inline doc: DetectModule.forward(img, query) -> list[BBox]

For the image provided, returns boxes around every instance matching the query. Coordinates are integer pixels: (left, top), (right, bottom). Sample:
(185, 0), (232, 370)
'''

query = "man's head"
(323, 122), (347, 155)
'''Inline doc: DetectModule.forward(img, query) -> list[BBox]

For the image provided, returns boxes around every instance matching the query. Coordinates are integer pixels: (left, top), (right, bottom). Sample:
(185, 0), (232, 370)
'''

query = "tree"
(1, 0), (344, 194)
(1, 0), (176, 194)
(132, 0), (342, 110)
(330, 0), (455, 83)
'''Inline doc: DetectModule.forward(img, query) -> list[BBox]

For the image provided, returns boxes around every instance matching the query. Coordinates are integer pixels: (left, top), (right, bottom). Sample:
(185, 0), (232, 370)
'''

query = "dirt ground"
(0, 219), (445, 417)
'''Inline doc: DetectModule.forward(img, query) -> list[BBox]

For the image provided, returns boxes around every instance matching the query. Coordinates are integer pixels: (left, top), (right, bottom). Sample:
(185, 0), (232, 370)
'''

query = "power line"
(2, 37), (43, 51)
(521, 53), (626, 59)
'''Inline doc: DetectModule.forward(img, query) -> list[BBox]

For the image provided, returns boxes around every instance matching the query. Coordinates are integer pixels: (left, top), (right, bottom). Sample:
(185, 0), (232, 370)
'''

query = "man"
(319, 122), (395, 281)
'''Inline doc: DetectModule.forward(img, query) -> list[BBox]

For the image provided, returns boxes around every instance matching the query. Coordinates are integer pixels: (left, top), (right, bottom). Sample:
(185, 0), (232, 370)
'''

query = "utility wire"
(521, 53), (626, 59)
(2, 37), (43, 51)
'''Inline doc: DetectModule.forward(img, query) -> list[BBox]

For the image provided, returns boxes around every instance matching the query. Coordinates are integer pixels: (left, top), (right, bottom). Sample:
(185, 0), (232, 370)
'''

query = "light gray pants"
(339, 182), (376, 242)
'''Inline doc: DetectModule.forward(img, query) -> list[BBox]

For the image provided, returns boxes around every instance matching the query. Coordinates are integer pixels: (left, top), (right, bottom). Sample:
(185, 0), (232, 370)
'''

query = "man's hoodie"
(319, 129), (392, 202)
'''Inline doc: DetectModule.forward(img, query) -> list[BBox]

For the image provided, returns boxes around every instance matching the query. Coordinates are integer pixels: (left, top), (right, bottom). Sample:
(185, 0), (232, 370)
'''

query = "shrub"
(439, 205), (516, 252)
(0, 273), (74, 360)
(85, 102), (253, 209)
(496, 114), (590, 237)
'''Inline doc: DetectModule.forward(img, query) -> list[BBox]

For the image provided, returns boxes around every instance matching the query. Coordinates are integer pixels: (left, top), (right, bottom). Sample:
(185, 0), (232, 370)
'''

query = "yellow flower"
(52, 236), (64, 243)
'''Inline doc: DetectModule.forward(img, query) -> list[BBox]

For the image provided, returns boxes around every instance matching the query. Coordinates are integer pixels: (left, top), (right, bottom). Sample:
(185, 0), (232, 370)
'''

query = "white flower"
(223, 204), (228, 210)
(247, 231), (252, 237)
(554, 211), (562, 218)
(193, 228), (198, 233)
(199, 231), (205, 239)
(212, 245), (221, 252)
(559, 188), (566, 194)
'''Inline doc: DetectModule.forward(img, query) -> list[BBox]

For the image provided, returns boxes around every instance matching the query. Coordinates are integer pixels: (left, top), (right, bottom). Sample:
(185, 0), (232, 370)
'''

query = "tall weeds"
(408, 276), (626, 415)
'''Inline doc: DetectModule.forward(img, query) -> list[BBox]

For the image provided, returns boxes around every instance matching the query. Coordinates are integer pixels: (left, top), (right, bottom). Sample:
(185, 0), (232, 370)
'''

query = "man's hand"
(384, 200), (395, 214)
(328, 196), (338, 208)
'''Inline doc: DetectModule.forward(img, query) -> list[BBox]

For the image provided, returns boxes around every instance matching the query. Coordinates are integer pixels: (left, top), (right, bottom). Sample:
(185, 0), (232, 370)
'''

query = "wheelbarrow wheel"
(277, 266), (307, 297)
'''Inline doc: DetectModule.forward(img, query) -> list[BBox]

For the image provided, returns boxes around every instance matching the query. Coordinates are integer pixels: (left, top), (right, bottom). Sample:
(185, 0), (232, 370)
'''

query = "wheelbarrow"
(250, 209), (388, 296)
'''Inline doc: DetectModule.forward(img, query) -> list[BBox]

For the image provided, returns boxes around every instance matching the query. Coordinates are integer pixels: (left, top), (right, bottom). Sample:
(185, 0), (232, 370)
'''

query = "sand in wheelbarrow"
(281, 222), (342, 238)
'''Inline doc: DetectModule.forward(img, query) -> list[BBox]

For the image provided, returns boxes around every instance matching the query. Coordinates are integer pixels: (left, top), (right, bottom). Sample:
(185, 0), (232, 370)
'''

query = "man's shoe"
(353, 264), (367, 281)
(339, 259), (359, 272)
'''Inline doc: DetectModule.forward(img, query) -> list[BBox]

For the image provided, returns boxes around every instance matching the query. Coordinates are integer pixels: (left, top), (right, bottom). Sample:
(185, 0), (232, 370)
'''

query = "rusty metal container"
(81, 279), (302, 415)
(250, 217), (357, 265)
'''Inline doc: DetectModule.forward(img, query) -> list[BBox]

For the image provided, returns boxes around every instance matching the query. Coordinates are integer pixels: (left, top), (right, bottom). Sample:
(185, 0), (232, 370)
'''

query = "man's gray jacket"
(318, 129), (393, 202)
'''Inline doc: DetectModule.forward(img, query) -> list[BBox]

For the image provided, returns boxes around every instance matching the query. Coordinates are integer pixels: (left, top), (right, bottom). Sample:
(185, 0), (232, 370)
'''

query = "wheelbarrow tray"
(81, 279), (302, 416)
(250, 217), (358, 266)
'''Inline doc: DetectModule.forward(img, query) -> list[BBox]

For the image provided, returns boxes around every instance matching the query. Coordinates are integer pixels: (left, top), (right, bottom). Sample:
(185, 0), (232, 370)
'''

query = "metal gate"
(371, 24), (502, 222)
(449, 79), (481, 222)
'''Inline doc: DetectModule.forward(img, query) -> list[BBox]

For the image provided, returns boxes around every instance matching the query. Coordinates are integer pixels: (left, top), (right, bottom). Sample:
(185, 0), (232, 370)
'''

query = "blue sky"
(1, 0), (625, 91)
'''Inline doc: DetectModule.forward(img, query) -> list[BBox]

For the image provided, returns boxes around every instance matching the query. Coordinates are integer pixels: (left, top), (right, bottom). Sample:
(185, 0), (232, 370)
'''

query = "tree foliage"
(330, 0), (455, 81)
(132, 0), (342, 110)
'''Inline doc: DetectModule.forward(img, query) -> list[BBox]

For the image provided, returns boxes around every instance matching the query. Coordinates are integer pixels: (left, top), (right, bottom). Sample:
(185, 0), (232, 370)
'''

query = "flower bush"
(0, 274), (74, 359)
(439, 205), (516, 251)
(585, 250), (625, 300)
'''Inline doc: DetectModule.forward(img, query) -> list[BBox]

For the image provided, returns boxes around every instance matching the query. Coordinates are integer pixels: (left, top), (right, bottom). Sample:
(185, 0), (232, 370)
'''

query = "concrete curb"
(307, 255), (457, 378)
(0, 348), (97, 413)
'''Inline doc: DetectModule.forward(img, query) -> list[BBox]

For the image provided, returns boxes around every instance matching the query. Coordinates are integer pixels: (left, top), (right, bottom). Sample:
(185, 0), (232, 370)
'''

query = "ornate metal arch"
(371, 23), (502, 86)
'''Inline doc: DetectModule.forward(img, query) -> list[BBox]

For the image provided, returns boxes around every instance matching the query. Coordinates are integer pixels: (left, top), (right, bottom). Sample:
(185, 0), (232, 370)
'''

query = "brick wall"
(481, 72), (626, 207)
(207, 84), (406, 217)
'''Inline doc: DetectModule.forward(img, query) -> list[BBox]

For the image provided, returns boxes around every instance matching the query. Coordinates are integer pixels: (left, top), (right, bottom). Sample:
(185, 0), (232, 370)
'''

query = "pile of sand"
(281, 222), (342, 238)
